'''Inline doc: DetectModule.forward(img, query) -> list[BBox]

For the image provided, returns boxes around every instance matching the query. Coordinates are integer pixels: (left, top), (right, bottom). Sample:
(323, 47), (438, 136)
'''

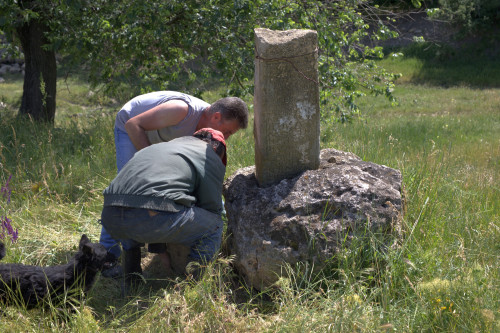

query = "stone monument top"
(253, 28), (320, 187)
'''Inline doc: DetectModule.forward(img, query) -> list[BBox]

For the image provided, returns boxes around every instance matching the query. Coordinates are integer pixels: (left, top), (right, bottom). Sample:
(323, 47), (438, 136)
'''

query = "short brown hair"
(208, 97), (248, 129)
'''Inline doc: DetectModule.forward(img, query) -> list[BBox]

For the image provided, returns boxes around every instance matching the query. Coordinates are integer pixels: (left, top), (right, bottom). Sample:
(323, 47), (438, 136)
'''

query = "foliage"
(75, 0), (401, 122)
(431, 0), (500, 31)
(370, 0), (433, 9)
(1, 0), (401, 122)
(0, 1), (70, 50)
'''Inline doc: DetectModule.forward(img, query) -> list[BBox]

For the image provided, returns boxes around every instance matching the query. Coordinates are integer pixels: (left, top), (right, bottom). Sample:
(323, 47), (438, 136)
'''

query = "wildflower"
(1, 216), (18, 243)
(0, 176), (18, 244)
(1, 175), (12, 203)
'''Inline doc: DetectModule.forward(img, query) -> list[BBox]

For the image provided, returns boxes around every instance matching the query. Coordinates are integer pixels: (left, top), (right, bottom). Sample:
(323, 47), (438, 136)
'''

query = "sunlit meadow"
(0, 42), (498, 331)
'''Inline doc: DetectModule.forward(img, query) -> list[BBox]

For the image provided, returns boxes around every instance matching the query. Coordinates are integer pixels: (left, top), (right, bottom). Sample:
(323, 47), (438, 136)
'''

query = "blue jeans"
(99, 127), (137, 259)
(101, 206), (223, 262)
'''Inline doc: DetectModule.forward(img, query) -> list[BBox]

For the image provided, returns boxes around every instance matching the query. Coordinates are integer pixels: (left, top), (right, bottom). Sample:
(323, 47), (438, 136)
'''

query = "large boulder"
(222, 148), (403, 290)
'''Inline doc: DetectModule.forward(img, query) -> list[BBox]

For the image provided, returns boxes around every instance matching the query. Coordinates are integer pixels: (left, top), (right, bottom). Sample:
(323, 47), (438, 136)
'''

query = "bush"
(436, 0), (500, 31)
(370, 0), (439, 9)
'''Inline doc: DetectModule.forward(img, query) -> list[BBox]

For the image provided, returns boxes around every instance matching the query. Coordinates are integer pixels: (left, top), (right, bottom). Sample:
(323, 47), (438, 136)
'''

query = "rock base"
(222, 149), (403, 290)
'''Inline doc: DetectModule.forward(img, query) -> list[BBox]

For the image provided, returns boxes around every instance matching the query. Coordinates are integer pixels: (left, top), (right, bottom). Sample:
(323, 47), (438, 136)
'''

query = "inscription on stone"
(254, 28), (320, 187)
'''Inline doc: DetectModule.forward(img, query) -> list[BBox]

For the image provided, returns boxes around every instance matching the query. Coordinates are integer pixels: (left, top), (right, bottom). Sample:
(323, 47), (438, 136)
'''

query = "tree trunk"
(17, 19), (57, 123)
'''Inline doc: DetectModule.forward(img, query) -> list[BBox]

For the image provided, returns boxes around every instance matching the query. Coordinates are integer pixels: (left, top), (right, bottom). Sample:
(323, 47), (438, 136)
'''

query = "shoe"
(123, 247), (143, 287)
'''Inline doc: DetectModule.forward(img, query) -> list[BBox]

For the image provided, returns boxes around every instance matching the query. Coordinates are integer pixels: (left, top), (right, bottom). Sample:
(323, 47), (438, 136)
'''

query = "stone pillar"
(254, 28), (320, 187)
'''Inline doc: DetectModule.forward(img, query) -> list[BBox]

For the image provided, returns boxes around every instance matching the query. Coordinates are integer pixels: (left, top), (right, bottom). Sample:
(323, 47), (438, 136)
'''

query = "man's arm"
(124, 100), (189, 151)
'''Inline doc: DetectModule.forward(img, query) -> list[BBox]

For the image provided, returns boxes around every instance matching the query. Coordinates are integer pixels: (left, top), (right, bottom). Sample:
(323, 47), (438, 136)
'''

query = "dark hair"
(208, 97), (249, 129)
(193, 130), (226, 160)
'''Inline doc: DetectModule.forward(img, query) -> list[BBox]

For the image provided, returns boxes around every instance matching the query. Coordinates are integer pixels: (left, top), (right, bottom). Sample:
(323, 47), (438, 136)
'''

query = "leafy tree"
(0, 1), (58, 122)
(1, 0), (400, 123)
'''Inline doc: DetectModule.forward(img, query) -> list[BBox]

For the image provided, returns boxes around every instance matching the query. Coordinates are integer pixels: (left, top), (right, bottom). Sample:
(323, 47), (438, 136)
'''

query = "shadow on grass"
(385, 36), (500, 88)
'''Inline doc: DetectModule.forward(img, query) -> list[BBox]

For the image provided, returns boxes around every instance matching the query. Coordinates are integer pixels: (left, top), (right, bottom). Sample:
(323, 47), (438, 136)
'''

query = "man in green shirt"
(100, 128), (227, 282)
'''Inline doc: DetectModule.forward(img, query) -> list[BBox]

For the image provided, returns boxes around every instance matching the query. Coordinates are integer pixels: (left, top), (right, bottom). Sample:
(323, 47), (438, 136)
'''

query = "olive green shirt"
(103, 136), (225, 214)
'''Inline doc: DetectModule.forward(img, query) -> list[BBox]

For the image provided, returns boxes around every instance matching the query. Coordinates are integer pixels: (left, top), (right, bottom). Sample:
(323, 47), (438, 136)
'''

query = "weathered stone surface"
(222, 148), (402, 290)
(0, 65), (9, 75)
(254, 28), (320, 187)
(8, 63), (20, 73)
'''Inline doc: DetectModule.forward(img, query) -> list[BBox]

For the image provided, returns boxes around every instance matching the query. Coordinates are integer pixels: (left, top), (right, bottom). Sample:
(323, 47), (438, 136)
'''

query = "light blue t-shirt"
(115, 91), (210, 143)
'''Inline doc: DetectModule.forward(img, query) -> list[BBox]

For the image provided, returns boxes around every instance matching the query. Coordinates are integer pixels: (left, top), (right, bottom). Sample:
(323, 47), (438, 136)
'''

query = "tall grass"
(0, 44), (498, 331)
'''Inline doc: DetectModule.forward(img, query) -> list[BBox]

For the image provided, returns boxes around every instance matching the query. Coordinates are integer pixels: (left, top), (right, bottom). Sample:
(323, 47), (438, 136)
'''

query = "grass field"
(0, 42), (498, 332)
